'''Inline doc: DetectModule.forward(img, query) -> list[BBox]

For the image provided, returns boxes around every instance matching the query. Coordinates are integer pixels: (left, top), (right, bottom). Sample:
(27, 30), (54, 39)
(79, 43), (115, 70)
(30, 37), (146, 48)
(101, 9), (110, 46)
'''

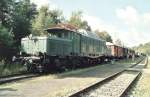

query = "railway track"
(69, 57), (147, 97)
(0, 57), (145, 85)
(0, 74), (40, 84)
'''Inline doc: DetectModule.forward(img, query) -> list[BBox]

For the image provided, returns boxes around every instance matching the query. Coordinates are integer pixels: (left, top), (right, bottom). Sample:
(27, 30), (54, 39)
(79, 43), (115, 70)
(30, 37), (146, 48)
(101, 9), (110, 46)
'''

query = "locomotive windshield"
(46, 28), (72, 39)
(48, 32), (62, 38)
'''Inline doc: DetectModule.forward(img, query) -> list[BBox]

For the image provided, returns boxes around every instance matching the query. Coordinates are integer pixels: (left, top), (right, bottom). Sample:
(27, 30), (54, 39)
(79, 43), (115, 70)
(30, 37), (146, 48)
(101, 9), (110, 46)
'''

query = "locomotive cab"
(46, 28), (73, 40)
(46, 27), (81, 56)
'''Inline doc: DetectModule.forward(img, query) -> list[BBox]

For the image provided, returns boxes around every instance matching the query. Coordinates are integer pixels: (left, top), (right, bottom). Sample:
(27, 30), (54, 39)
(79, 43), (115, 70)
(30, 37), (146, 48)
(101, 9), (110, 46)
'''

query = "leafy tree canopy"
(0, 24), (13, 47)
(32, 6), (64, 35)
(133, 42), (150, 55)
(114, 39), (122, 46)
(95, 30), (112, 42)
(0, 0), (37, 59)
(0, 0), (13, 28)
(12, 0), (37, 43)
(68, 11), (91, 31)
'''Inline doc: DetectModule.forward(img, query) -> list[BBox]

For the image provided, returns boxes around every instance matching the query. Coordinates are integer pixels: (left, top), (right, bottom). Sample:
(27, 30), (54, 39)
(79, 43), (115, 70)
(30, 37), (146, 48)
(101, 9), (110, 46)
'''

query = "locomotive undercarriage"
(14, 53), (112, 73)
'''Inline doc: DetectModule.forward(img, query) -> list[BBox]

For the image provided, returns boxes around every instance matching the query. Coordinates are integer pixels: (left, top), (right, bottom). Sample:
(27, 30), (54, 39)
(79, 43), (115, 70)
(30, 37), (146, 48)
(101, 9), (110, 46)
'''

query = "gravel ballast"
(80, 71), (140, 97)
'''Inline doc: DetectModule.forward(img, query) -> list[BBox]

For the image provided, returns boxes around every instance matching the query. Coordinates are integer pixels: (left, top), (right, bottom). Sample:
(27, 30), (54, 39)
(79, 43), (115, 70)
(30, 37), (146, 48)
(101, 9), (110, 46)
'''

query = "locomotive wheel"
(35, 63), (44, 73)
(71, 59), (77, 69)
(60, 58), (68, 71)
(67, 57), (80, 69)
(98, 58), (101, 64)
(54, 58), (66, 72)
(54, 59), (62, 71)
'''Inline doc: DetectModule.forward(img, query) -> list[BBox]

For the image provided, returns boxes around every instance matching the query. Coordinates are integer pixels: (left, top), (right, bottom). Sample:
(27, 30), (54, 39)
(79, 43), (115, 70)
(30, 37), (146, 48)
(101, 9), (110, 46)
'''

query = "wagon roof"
(106, 42), (124, 47)
(106, 42), (114, 46)
(106, 42), (131, 49)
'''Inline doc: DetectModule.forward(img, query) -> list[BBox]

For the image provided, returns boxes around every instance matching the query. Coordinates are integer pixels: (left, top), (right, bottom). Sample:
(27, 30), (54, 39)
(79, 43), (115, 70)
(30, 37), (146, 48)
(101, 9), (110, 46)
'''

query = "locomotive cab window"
(48, 31), (62, 38)
(47, 29), (71, 39)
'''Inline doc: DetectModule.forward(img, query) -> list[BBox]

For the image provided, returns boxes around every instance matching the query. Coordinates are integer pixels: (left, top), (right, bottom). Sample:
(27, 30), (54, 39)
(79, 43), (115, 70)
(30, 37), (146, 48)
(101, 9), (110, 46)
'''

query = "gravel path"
(132, 58), (147, 69)
(126, 57), (150, 97)
(80, 71), (139, 97)
(0, 58), (142, 97)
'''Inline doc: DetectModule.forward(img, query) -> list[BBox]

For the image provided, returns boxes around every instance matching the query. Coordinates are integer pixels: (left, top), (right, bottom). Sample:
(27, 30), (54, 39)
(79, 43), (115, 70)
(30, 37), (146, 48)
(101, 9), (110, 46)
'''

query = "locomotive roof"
(78, 29), (104, 41)
(46, 27), (105, 41)
(46, 27), (77, 32)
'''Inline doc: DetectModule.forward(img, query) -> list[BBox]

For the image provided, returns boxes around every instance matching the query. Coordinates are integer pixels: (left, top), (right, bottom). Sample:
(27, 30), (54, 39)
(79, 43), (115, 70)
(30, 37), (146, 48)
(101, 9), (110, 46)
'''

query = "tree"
(0, 0), (37, 59)
(68, 11), (82, 28)
(0, 0), (37, 44)
(133, 42), (150, 55)
(68, 11), (91, 31)
(49, 9), (64, 24)
(0, 24), (13, 47)
(0, 0), (13, 28)
(0, 24), (14, 59)
(114, 39), (122, 46)
(81, 21), (91, 31)
(95, 30), (112, 42)
(32, 6), (64, 35)
(12, 0), (37, 45)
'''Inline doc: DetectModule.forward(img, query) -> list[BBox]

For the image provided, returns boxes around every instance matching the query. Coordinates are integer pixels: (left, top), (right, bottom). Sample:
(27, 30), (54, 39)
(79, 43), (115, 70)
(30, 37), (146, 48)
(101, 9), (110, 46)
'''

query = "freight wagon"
(106, 42), (135, 59)
(106, 42), (123, 58)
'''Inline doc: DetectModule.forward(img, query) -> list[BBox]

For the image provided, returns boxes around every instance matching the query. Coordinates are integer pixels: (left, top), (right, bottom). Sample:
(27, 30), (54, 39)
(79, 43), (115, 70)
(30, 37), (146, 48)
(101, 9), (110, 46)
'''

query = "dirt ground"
(0, 58), (142, 97)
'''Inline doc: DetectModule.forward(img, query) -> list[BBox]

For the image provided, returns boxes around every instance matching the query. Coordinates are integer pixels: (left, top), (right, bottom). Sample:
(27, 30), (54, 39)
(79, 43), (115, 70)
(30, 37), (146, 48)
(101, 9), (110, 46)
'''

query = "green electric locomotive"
(20, 26), (111, 72)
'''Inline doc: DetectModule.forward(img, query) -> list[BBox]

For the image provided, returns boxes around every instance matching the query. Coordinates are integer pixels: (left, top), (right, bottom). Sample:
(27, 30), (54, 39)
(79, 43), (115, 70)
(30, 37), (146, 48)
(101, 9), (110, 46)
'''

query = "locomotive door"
(72, 32), (81, 55)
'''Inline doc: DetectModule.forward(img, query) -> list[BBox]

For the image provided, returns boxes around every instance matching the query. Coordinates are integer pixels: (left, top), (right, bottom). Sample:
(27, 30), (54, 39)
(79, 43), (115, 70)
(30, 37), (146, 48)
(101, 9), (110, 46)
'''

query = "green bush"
(0, 24), (16, 60)
(0, 60), (27, 77)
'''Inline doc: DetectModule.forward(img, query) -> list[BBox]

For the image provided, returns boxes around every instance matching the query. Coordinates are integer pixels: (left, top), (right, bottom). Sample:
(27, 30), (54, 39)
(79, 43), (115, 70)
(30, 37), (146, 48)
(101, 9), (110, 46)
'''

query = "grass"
(0, 60), (27, 77)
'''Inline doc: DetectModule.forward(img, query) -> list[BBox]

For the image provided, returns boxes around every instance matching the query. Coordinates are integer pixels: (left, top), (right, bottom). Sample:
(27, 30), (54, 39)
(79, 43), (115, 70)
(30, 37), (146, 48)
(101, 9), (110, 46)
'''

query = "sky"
(31, 0), (150, 47)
